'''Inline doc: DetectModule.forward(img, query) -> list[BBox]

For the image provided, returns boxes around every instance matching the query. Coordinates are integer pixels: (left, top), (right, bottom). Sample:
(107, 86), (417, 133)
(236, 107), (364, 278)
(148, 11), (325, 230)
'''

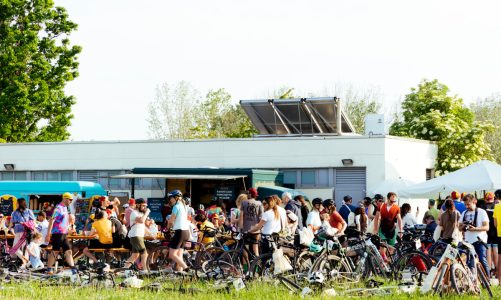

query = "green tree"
(390, 79), (493, 175)
(147, 81), (201, 139)
(470, 95), (501, 163)
(0, 0), (81, 142)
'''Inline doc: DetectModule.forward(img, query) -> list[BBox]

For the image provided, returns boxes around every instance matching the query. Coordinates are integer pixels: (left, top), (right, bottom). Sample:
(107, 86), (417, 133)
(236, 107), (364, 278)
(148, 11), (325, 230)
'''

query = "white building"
(0, 135), (437, 211)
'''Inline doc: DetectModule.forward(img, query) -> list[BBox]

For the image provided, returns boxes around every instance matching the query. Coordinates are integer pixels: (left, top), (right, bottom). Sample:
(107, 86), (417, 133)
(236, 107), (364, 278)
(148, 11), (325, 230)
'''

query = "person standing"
(423, 199), (440, 223)
(124, 198), (135, 228)
(295, 195), (310, 228)
(492, 189), (501, 280)
(10, 198), (36, 268)
(45, 193), (77, 274)
(167, 190), (190, 272)
(459, 194), (490, 277)
(125, 198), (150, 273)
(441, 191), (466, 214)
(239, 188), (263, 258)
(338, 195), (356, 226)
(306, 198), (323, 233)
(248, 196), (281, 255)
(321, 199), (346, 235)
(283, 192), (303, 230)
(480, 191), (498, 277)
(374, 192), (403, 247)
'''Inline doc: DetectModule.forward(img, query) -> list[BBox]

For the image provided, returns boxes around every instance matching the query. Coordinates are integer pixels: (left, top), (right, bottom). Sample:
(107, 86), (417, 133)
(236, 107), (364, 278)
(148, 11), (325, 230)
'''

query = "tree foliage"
(147, 83), (257, 139)
(0, 0), (81, 142)
(390, 79), (494, 175)
(470, 95), (501, 163)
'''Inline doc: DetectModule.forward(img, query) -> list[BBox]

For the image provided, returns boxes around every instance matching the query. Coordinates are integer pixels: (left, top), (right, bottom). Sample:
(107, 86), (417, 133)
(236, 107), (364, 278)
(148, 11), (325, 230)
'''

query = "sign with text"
(147, 198), (165, 223)
(215, 185), (236, 202)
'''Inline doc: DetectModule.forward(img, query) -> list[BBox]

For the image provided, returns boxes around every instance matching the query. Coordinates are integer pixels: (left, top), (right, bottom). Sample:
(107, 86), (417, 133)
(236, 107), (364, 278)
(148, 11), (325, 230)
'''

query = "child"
(26, 232), (44, 270)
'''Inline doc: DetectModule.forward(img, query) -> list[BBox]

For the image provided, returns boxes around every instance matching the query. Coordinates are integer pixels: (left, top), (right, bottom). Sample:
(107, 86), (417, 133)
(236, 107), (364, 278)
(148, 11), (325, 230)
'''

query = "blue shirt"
(338, 203), (356, 223)
(441, 200), (466, 215)
(11, 209), (36, 233)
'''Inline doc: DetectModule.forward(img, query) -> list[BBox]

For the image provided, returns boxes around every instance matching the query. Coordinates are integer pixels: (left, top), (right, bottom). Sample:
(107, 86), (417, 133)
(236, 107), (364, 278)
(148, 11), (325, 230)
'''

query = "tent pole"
(242, 177), (247, 191)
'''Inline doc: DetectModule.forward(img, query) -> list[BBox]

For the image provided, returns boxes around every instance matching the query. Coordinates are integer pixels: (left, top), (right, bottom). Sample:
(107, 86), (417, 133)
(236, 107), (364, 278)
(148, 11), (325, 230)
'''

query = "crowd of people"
(3, 187), (501, 283)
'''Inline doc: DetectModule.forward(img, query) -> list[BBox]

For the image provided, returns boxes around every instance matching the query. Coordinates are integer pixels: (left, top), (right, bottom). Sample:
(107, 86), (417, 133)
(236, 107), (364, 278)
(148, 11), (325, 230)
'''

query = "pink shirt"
(125, 207), (134, 228)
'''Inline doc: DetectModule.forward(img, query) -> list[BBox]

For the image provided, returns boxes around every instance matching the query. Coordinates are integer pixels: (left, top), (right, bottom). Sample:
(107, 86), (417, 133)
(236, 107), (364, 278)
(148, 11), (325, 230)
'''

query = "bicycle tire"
(278, 275), (302, 294)
(310, 253), (352, 282)
(450, 263), (474, 294)
(393, 250), (432, 284)
(429, 242), (447, 259)
(476, 264), (493, 298)
(249, 253), (274, 280)
(432, 264), (448, 294)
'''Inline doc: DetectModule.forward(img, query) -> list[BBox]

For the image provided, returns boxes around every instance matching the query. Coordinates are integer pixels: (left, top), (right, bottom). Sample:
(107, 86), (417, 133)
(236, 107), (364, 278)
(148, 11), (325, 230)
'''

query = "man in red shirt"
(374, 192), (403, 246)
(322, 199), (347, 235)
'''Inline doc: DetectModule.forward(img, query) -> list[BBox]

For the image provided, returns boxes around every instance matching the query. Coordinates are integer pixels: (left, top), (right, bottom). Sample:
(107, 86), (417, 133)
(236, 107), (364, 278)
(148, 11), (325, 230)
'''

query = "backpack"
(343, 204), (356, 227)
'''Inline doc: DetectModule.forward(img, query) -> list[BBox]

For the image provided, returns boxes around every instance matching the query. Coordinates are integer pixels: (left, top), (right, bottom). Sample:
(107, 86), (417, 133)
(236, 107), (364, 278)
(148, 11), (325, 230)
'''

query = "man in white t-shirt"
(36, 211), (49, 246)
(125, 198), (150, 273)
(459, 194), (490, 276)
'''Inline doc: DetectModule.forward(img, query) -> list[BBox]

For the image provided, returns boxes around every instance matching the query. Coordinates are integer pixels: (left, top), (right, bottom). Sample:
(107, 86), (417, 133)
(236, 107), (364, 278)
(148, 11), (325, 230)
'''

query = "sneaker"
(45, 268), (54, 275)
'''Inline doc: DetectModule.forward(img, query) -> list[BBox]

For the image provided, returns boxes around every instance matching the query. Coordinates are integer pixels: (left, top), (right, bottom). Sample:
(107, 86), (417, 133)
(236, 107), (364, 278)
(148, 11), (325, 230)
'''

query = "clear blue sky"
(55, 0), (501, 141)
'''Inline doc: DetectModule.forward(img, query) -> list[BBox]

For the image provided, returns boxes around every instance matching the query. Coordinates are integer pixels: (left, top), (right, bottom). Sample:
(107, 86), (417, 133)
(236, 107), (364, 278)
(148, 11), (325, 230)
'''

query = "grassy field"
(0, 280), (499, 300)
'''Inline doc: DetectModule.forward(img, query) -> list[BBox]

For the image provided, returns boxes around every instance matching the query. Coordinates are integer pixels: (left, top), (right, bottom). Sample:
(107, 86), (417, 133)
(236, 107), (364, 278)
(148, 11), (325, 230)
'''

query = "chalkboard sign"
(0, 196), (15, 216)
(215, 185), (236, 202)
(147, 198), (165, 223)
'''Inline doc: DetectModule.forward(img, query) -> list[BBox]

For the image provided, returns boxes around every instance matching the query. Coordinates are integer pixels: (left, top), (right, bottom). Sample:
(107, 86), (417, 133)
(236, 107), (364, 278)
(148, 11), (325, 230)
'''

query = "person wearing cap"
(493, 189), (501, 280)
(373, 192), (403, 247)
(481, 191), (497, 278)
(422, 199), (440, 224)
(125, 198), (136, 228)
(441, 191), (466, 214)
(166, 190), (190, 272)
(338, 195), (356, 225)
(239, 188), (263, 255)
(46, 192), (77, 274)
(286, 210), (299, 235)
(125, 198), (150, 273)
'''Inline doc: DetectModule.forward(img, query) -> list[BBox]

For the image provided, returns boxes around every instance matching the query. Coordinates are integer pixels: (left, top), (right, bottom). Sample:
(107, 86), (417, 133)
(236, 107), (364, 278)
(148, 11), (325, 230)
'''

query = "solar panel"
(240, 97), (356, 135)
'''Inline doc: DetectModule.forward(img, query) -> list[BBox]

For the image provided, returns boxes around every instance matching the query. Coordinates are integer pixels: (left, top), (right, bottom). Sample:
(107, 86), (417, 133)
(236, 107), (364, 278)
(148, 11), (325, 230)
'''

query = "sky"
(55, 0), (501, 141)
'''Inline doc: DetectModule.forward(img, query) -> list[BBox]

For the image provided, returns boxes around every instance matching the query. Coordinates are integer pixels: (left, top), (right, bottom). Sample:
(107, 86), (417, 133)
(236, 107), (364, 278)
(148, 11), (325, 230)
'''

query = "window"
(426, 168), (435, 181)
(283, 171), (297, 185)
(317, 169), (329, 186)
(2, 172), (13, 180)
(14, 172), (27, 180)
(33, 172), (45, 181)
(47, 172), (59, 181)
(301, 170), (316, 186)
(61, 172), (73, 181)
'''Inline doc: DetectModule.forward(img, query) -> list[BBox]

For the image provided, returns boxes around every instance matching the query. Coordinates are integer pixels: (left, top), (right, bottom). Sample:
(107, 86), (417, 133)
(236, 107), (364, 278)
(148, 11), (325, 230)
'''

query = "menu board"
(147, 198), (165, 223)
(215, 185), (236, 202)
(0, 196), (15, 216)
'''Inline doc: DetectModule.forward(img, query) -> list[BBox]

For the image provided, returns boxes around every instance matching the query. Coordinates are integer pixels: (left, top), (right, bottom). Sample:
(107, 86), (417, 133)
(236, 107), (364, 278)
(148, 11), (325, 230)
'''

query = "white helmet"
(308, 271), (325, 284)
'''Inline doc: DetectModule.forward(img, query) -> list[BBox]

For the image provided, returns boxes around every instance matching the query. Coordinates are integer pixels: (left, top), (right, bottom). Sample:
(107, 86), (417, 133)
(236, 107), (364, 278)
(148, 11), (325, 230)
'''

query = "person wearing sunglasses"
(248, 196), (282, 255)
(306, 198), (323, 233)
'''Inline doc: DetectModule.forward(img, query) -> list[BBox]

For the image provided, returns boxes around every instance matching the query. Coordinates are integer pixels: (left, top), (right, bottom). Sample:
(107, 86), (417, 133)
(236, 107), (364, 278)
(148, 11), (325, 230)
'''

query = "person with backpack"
(480, 191), (498, 277)
(374, 192), (403, 247)
(338, 195), (356, 227)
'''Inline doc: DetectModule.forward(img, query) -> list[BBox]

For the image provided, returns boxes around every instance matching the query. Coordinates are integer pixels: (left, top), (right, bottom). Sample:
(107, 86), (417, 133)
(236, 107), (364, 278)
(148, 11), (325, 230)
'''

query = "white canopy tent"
(400, 160), (501, 199)
(370, 178), (416, 196)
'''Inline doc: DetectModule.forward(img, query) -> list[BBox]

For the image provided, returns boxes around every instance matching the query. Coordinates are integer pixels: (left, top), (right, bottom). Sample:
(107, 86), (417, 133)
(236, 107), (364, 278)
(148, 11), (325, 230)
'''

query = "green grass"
(0, 280), (499, 300)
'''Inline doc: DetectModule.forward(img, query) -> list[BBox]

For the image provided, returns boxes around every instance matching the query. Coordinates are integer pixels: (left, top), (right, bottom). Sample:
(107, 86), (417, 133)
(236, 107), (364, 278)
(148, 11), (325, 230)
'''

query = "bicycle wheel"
(429, 242), (447, 259)
(278, 275), (302, 294)
(450, 263), (475, 294)
(393, 250), (432, 284)
(310, 253), (352, 282)
(476, 264), (493, 298)
(249, 253), (274, 280)
(432, 264), (448, 294)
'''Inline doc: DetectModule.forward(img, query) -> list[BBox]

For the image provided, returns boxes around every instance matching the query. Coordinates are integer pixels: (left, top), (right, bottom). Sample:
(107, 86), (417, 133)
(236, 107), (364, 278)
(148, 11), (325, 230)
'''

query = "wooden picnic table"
(0, 234), (14, 239)
(67, 234), (165, 241)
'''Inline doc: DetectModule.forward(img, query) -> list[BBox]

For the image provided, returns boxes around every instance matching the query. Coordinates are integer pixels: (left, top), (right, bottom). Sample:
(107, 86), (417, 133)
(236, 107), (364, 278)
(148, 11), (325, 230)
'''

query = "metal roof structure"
(240, 97), (356, 136)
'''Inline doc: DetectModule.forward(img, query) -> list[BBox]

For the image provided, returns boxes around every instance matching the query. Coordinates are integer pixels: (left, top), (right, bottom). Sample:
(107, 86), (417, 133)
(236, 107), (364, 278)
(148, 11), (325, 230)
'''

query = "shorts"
(130, 236), (146, 254)
(244, 233), (261, 245)
(487, 235), (497, 246)
(89, 240), (112, 249)
(378, 228), (397, 246)
(51, 234), (71, 252)
(169, 230), (190, 250)
(498, 237), (501, 255)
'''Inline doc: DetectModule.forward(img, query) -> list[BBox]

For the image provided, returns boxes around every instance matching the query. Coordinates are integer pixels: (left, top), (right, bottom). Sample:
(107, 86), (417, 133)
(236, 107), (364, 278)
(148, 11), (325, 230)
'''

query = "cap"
(451, 191), (460, 200)
(128, 198), (135, 205)
(248, 188), (258, 198)
(62, 192), (73, 200)
(89, 214), (95, 220)
(168, 190), (183, 198)
(485, 192), (494, 202)
(343, 195), (352, 202)
(122, 203), (129, 208)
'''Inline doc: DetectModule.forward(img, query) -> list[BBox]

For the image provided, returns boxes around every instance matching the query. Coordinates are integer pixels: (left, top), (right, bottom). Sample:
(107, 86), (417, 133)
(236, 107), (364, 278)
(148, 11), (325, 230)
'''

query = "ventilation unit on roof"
(364, 114), (385, 136)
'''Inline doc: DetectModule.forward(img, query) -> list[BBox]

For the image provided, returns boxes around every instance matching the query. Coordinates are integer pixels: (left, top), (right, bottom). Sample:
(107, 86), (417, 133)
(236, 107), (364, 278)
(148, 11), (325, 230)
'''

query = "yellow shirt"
(493, 203), (501, 237)
(198, 220), (215, 245)
(92, 218), (113, 244)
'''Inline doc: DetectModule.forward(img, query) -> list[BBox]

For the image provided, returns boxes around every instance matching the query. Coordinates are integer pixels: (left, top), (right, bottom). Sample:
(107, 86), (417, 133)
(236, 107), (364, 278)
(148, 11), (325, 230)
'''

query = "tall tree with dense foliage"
(471, 95), (501, 163)
(0, 0), (81, 142)
(390, 79), (493, 175)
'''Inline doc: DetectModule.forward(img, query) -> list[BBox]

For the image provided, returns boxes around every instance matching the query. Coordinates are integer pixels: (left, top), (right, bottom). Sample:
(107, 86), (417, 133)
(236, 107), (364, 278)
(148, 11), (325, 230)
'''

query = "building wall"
(0, 136), (437, 202)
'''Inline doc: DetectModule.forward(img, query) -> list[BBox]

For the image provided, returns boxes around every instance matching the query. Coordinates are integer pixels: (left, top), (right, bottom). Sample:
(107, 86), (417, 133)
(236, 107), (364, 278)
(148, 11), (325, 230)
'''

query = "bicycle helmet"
(322, 199), (335, 208)
(312, 198), (323, 206)
(168, 189), (183, 198)
(308, 271), (325, 284)
(374, 194), (383, 201)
